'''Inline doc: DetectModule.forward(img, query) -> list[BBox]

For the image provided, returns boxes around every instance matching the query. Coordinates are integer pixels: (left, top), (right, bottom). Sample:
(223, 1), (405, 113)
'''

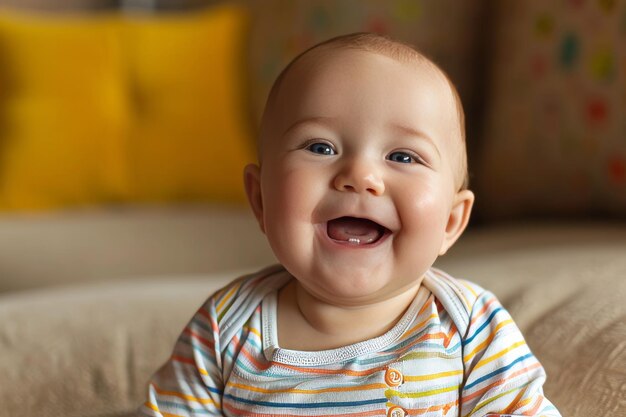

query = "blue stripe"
(464, 353), (534, 390)
(464, 307), (503, 345)
(224, 393), (387, 408)
(190, 317), (213, 334)
(178, 339), (219, 369)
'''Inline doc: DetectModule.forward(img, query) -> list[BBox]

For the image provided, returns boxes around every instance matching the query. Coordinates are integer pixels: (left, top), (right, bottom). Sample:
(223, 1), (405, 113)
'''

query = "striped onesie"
(139, 265), (561, 417)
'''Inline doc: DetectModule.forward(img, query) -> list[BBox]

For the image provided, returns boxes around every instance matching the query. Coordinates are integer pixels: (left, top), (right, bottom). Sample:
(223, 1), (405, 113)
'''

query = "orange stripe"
(196, 307), (211, 321)
(145, 401), (159, 412)
(500, 386), (529, 414)
(195, 307), (221, 333)
(223, 403), (383, 417)
(407, 399), (459, 415)
(234, 338), (391, 377)
(184, 328), (215, 350)
(443, 325), (457, 348)
(463, 320), (515, 363)
(170, 355), (209, 376)
(405, 313), (438, 336)
(461, 363), (542, 403)
(521, 395), (545, 416)
(469, 297), (497, 327)
(417, 294), (435, 316)
(151, 383), (216, 405)
(228, 381), (387, 394)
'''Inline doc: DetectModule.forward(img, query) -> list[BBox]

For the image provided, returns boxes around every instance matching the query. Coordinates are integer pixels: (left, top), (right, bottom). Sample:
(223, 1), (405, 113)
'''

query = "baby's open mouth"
(327, 216), (388, 245)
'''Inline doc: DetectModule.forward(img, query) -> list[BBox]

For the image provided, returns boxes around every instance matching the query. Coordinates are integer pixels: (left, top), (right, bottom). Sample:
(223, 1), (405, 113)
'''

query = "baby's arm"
(459, 291), (561, 417)
(137, 297), (225, 417)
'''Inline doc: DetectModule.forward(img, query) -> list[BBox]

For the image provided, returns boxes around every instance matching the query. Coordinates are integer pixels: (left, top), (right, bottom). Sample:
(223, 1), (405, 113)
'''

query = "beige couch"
(1, 206), (625, 417)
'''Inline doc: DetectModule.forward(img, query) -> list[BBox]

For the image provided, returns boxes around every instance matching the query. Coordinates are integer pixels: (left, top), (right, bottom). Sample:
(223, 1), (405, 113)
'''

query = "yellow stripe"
(405, 313), (438, 335)
(145, 401), (187, 417)
(228, 382), (387, 394)
(216, 283), (239, 312)
(474, 340), (526, 370)
(401, 350), (458, 361)
(509, 397), (533, 413)
(152, 384), (216, 405)
(386, 384), (459, 399)
(464, 386), (519, 417)
(463, 319), (514, 363)
(242, 325), (261, 339)
(171, 356), (210, 376)
(404, 369), (463, 382)
(145, 401), (159, 412)
(460, 280), (479, 298)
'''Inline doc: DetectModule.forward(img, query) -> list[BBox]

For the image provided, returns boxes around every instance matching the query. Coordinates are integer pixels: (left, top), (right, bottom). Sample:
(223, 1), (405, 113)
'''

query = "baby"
(139, 33), (561, 417)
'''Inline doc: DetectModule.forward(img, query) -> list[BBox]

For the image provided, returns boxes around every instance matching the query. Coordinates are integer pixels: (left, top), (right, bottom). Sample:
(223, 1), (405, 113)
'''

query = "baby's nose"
(333, 161), (385, 196)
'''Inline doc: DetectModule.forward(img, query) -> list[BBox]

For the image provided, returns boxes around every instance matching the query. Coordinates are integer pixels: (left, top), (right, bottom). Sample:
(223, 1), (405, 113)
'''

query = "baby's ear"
(439, 189), (474, 256)
(243, 164), (265, 233)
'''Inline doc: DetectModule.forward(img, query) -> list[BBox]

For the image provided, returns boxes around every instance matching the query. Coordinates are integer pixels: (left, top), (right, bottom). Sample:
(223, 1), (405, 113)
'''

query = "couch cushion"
(0, 5), (254, 212)
(0, 12), (129, 211)
(0, 204), (275, 293)
(124, 6), (254, 204)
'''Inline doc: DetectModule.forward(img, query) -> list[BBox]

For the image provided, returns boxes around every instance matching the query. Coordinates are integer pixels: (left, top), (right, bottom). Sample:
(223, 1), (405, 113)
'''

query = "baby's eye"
(387, 151), (417, 164)
(306, 142), (336, 155)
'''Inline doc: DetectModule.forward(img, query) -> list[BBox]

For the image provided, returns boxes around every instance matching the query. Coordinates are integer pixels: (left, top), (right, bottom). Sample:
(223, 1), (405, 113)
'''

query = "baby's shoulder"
(201, 264), (290, 328)
(424, 268), (490, 335)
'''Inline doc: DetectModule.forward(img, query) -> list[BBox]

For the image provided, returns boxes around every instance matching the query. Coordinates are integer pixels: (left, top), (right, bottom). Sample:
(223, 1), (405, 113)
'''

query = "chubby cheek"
(394, 184), (450, 268)
(260, 163), (324, 266)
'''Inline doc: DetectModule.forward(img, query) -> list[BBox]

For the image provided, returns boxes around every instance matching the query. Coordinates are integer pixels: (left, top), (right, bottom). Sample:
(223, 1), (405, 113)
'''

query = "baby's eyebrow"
(282, 116), (338, 137)
(387, 122), (440, 158)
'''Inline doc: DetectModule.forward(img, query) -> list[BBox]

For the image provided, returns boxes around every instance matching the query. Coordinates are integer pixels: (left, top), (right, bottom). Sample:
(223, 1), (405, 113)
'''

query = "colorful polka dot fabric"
(244, 0), (482, 126)
(477, 0), (626, 219)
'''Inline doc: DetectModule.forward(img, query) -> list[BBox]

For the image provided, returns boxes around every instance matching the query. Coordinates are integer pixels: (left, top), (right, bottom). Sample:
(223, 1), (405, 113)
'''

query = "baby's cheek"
(395, 192), (449, 263)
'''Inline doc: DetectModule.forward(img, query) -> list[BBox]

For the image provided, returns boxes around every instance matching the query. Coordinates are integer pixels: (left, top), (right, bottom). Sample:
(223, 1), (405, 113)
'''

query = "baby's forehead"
(266, 47), (457, 129)
(285, 46), (447, 88)
(271, 47), (460, 132)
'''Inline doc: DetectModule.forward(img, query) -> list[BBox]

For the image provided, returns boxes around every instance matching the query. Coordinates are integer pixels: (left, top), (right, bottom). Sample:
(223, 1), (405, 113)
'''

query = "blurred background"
(0, 0), (623, 221)
(0, 2), (625, 417)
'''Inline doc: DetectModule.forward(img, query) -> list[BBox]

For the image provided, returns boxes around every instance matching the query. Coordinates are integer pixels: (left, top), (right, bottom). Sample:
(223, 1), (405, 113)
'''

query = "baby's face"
(246, 49), (472, 306)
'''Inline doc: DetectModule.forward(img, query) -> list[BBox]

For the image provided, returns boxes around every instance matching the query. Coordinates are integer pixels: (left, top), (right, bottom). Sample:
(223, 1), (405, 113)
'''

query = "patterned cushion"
(476, 1), (626, 219)
(246, 0), (484, 126)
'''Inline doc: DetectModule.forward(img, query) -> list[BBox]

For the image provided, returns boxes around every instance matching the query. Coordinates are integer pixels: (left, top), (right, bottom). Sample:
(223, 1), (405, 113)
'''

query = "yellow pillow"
(0, 12), (130, 211)
(124, 6), (254, 204)
(0, 5), (254, 212)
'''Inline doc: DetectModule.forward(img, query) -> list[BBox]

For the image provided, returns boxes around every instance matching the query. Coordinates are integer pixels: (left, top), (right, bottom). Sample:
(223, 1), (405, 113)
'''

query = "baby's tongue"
(327, 217), (383, 243)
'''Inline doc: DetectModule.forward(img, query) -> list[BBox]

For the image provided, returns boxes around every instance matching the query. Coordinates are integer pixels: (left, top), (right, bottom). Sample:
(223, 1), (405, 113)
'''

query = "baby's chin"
(289, 263), (411, 306)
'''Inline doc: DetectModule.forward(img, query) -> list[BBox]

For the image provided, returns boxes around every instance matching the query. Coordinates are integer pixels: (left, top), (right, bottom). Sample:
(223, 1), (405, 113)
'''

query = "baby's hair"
(261, 32), (469, 190)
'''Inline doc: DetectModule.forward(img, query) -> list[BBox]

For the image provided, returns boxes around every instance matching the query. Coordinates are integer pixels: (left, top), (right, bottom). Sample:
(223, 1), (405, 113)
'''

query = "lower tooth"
(348, 238), (361, 245)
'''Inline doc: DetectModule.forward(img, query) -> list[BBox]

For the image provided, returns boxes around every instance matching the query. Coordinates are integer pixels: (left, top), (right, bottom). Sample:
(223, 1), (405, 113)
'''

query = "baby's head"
(260, 33), (469, 191)
(245, 33), (474, 305)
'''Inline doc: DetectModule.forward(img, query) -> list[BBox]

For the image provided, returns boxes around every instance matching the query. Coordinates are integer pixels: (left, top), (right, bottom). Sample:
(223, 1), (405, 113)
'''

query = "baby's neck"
(276, 279), (422, 351)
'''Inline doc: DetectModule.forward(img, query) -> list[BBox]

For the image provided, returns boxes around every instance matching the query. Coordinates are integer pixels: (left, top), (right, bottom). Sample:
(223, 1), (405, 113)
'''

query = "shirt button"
(385, 368), (403, 387)
(387, 405), (406, 417)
